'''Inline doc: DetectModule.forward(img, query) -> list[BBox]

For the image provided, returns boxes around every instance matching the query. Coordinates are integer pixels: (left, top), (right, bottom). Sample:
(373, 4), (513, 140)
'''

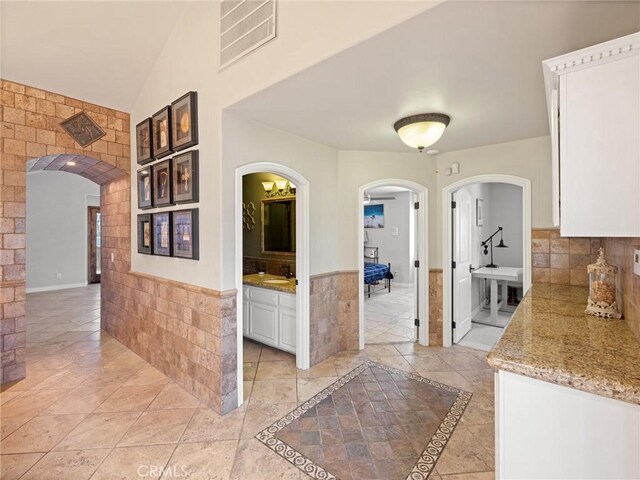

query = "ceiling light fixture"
(263, 179), (296, 198)
(394, 113), (450, 152)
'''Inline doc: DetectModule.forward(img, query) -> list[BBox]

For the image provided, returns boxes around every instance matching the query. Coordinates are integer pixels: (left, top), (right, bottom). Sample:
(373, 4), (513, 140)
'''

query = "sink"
(263, 279), (290, 284)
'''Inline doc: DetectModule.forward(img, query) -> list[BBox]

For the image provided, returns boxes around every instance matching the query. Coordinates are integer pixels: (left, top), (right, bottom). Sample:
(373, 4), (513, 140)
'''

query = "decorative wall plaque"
(59, 111), (106, 148)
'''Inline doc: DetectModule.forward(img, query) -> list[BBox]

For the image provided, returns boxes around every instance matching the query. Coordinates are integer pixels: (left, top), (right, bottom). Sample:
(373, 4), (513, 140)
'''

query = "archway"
(357, 179), (429, 349)
(234, 161), (310, 407)
(441, 174), (532, 347)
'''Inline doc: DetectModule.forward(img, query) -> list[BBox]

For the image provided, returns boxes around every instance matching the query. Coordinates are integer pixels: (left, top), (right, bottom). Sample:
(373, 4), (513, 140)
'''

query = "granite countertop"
(487, 284), (640, 405)
(243, 274), (296, 294)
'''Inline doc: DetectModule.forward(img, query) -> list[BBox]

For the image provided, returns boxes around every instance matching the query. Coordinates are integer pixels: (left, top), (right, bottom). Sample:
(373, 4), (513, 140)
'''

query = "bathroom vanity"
(242, 274), (296, 354)
(487, 284), (640, 479)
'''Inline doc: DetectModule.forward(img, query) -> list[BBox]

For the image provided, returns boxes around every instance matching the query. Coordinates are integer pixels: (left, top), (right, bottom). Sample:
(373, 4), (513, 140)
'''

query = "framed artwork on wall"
(171, 91), (198, 151)
(137, 214), (153, 254)
(364, 204), (384, 229)
(152, 159), (173, 207)
(172, 209), (199, 260)
(135, 118), (153, 164)
(476, 199), (484, 226)
(151, 106), (173, 159)
(137, 167), (153, 209)
(153, 212), (172, 256)
(172, 150), (198, 204)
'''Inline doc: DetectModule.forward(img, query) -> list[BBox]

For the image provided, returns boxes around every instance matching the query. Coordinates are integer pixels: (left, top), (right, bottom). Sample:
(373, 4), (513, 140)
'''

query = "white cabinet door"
(560, 54), (640, 236)
(249, 302), (278, 348)
(278, 308), (296, 353)
(242, 300), (249, 335)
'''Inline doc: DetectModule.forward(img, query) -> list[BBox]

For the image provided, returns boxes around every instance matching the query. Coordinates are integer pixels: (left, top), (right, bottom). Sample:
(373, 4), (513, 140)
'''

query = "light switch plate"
(634, 248), (640, 276)
(392, 227), (399, 236)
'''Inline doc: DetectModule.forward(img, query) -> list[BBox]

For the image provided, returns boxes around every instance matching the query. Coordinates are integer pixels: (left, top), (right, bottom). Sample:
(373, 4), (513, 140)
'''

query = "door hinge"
(414, 318), (420, 327)
(295, 279), (299, 286)
(452, 321), (457, 328)
(414, 260), (420, 268)
(451, 200), (456, 208)
(414, 201), (420, 209)
(452, 261), (456, 269)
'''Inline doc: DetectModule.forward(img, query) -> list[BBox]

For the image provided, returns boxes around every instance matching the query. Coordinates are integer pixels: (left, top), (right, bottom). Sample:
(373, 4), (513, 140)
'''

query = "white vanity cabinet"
(543, 32), (640, 237)
(243, 285), (296, 354)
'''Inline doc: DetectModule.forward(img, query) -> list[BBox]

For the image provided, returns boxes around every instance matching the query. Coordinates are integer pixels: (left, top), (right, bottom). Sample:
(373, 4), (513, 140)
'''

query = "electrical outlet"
(451, 162), (460, 174)
(392, 227), (399, 236)
(634, 248), (640, 276)
(56, 273), (62, 279)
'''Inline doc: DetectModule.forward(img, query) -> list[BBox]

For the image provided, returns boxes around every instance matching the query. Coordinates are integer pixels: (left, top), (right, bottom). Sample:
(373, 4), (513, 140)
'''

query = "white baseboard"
(471, 304), (481, 319)
(393, 282), (415, 288)
(26, 282), (88, 294)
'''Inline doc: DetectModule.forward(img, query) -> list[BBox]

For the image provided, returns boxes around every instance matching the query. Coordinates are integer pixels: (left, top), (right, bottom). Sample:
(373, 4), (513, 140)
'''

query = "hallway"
(1, 287), (495, 479)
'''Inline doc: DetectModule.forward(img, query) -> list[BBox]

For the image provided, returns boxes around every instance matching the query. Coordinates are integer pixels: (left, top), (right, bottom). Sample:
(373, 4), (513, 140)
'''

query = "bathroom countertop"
(487, 284), (640, 405)
(243, 274), (296, 294)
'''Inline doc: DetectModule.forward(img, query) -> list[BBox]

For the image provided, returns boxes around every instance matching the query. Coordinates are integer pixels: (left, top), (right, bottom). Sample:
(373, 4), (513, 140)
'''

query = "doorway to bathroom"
(443, 175), (532, 350)
(235, 162), (310, 407)
(358, 180), (429, 349)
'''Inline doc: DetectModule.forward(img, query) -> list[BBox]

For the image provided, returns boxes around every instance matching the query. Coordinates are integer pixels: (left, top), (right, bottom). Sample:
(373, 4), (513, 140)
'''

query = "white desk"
(472, 267), (522, 322)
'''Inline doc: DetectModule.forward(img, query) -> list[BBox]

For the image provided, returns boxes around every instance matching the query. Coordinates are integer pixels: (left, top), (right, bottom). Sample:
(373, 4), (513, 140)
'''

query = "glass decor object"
(585, 248), (622, 319)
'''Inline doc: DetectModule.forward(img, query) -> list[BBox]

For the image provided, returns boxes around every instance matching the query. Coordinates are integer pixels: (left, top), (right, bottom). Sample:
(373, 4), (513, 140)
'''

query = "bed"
(364, 246), (393, 298)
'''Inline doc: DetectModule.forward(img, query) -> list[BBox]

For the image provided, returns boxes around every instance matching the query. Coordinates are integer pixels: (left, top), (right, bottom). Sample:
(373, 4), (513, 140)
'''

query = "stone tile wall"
(0, 79), (129, 384)
(338, 271), (359, 351)
(532, 228), (601, 286)
(101, 176), (238, 414)
(602, 237), (640, 342)
(429, 269), (443, 346)
(243, 255), (296, 276)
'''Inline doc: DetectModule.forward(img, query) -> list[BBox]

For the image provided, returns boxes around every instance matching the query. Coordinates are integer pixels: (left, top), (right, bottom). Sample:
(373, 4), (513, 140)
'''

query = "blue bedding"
(364, 263), (391, 285)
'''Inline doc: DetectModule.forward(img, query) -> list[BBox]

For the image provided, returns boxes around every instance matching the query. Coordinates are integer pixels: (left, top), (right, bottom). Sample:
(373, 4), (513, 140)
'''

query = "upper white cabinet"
(543, 33), (640, 237)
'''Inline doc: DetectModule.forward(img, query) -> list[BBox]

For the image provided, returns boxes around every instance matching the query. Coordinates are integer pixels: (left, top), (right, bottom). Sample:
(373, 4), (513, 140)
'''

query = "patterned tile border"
(255, 361), (472, 479)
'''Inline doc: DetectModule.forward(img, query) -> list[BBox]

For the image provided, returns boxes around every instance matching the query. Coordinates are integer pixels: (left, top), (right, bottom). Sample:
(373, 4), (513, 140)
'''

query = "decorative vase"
(585, 248), (622, 319)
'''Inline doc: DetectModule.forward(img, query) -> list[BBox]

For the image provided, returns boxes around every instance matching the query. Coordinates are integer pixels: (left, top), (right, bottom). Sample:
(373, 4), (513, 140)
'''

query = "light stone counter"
(487, 283), (640, 405)
(243, 274), (296, 294)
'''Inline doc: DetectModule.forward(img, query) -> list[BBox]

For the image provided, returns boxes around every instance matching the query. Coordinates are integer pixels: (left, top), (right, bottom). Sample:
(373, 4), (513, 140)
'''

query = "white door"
(452, 189), (472, 343)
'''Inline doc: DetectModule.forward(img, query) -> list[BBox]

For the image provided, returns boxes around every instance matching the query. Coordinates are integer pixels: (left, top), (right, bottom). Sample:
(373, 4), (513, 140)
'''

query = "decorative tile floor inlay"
(256, 361), (472, 480)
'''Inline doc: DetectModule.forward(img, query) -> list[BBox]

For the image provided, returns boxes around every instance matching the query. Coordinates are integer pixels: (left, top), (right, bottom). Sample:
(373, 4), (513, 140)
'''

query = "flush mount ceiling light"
(394, 113), (450, 152)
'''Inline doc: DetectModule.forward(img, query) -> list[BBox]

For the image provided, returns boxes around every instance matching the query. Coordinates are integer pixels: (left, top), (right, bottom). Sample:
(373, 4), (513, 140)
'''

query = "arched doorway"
(234, 161), (310, 407)
(357, 179), (430, 349)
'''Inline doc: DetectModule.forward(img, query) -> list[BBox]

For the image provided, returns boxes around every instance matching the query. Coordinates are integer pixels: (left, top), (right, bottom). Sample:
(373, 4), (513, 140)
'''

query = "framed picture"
(172, 209), (199, 260)
(172, 150), (198, 204)
(153, 212), (172, 257)
(364, 204), (384, 229)
(152, 159), (172, 207)
(171, 91), (198, 151)
(135, 118), (153, 164)
(137, 167), (153, 209)
(476, 199), (484, 226)
(137, 214), (153, 255)
(151, 105), (173, 159)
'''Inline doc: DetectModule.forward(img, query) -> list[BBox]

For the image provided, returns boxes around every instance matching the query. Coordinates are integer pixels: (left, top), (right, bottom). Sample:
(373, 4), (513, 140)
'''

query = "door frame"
(235, 162), (310, 407)
(358, 179), (429, 348)
(87, 206), (100, 284)
(442, 174), (532, 347)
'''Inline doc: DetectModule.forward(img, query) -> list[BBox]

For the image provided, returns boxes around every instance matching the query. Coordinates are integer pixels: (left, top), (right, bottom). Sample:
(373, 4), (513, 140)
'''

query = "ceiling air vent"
(220, 0), (277, 69)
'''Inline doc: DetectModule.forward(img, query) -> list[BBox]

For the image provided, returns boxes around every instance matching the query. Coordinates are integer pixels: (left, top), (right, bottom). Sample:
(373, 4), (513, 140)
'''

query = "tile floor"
(1, 285), (495, 479)
(364, 285), (416, 344)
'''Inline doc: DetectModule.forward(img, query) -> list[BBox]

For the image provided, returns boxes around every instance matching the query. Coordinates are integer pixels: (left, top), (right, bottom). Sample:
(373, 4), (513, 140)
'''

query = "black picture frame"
(172, 150), (198, 204)
(151, 105), (173, 159)
(152, 212), (172, 257)
(135, 118), (153, 164)
(137, 167), (153, 209)
(137, 214), (153, 255)
(152, 159), (173, 207)
(171, 91), (198, 152)
(172, 209), (199, 260)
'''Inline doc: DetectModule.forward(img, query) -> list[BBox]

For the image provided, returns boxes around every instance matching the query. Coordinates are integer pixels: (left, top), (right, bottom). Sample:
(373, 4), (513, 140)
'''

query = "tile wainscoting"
(101, 177), (238, 414)
(429, 269), (444, 346)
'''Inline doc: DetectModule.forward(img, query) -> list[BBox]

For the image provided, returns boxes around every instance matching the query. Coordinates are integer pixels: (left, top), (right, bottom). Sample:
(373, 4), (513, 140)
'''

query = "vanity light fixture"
(263, 179), (295, 198)
(394, 113), (450, 152)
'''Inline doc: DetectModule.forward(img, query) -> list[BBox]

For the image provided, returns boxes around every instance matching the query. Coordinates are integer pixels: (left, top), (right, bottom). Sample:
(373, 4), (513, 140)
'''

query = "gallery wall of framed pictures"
(135, 91), (200, 260)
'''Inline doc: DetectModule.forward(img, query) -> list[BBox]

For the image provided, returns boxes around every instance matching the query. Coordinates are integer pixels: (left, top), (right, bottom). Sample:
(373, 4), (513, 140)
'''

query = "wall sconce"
(263, 179), (296, 197)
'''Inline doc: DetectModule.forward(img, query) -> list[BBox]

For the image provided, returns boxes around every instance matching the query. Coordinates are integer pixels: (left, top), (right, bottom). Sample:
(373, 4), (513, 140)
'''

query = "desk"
(472, 267), (522, 322)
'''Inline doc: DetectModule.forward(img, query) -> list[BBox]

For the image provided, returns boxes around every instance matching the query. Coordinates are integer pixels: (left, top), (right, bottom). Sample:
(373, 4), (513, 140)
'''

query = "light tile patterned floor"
(1, 286), (495, 479)
(364, 285), (416, 344)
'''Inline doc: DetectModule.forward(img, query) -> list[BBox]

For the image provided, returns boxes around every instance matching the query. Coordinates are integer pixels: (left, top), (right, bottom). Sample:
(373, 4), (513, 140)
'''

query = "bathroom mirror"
(261, 197), (296, 255)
